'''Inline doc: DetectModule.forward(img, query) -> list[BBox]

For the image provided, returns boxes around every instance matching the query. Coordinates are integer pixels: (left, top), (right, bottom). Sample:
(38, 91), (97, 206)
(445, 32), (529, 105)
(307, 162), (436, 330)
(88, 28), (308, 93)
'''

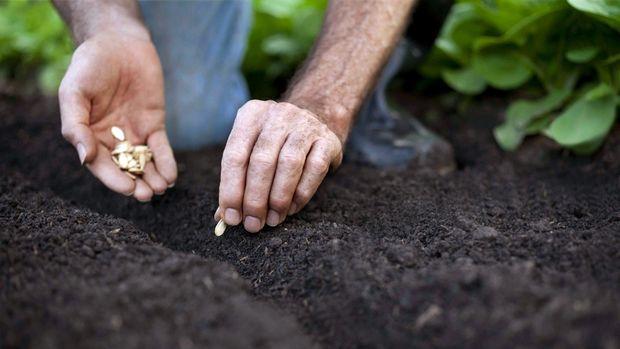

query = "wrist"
(67, 4), (150, 44)
(285, 92), (355, 144)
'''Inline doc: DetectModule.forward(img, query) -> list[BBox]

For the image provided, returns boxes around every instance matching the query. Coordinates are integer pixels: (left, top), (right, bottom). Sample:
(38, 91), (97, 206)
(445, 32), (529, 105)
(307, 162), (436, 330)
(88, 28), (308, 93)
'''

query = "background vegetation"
(0, 0), (618, 154)
(421, 0), (620, 154)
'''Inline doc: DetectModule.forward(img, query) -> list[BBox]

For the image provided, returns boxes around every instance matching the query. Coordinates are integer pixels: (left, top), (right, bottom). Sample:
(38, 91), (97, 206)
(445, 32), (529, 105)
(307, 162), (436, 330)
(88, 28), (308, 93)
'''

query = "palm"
(59, 33), (176, 201)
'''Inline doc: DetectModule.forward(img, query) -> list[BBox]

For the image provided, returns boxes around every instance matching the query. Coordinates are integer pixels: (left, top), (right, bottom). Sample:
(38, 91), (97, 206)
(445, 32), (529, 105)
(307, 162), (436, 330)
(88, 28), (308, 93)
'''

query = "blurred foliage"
(0, 0), (73, 94)
(420, 0), (620, 154)
(0, 0), (326, 97)
(243, 0), (327, 98)
(2, 0), (619, 155)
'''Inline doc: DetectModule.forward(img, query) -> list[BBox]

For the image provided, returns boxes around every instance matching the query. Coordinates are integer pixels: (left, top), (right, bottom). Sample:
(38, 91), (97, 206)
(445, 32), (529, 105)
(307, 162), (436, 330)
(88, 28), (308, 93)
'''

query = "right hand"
(58, 31), (177, 202)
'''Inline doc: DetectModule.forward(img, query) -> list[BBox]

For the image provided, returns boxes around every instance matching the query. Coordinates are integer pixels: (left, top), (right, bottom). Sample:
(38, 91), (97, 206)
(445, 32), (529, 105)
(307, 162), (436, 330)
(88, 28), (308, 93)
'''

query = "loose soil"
(1, 95), (619, 348)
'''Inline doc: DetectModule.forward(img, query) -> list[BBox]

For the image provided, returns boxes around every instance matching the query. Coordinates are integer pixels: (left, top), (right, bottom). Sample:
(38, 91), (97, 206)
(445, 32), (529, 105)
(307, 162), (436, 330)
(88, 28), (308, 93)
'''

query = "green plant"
(420, 0), (620, 154)
(243, 0), (327, 98)
(0, 0), (73, 94)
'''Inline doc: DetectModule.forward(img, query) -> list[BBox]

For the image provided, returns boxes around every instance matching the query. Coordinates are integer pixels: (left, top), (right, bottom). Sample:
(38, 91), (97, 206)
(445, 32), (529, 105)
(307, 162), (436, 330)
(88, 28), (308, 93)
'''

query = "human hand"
(58, 32), (177, 202)
(215, 100), (343, 232)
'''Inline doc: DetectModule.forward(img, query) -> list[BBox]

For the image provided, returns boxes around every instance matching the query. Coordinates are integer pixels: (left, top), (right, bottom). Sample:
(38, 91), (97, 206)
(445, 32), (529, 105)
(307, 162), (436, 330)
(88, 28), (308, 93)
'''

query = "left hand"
(215, 100), (343, 232)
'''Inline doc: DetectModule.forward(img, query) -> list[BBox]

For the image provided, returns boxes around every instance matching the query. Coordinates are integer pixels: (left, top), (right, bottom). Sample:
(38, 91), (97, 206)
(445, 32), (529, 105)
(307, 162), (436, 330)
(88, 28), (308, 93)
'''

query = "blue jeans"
(140, 0), (409, 159)
(140, 0), (251, 150)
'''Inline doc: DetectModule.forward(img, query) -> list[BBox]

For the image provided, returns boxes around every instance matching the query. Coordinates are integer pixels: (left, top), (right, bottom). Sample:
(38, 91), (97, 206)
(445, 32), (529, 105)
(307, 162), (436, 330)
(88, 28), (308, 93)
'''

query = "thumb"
(58, 86), (98, 165)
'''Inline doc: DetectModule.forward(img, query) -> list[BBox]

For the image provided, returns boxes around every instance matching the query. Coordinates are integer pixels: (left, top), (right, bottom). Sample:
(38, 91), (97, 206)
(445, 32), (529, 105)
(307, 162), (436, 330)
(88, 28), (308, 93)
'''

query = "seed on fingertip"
(215, 219), (227, 237)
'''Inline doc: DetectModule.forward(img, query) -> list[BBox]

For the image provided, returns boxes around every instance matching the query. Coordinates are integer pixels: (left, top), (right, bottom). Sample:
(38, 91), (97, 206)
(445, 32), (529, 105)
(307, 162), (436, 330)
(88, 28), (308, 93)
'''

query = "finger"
(86, 143), (136, 196)
(266, 135), (313, 227)
(219, 100), (271, 226)
(242, 124), (289, 233)
(147, 129), (177, 186)
(289, 139), (339, 215)
(58, 84), (97, 164)
(133, 178), (154, 202)
(214, 206), (222, 221)
(142, 162), (167, 195)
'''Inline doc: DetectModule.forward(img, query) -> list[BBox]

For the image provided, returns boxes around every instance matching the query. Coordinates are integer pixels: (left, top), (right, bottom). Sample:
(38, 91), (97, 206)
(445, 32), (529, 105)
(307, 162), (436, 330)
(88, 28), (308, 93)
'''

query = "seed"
(112, 141), (132, 154)
(127, 158), (138, 169)
(118, 153), (130, 169)
(109, 126), (153, 181)
(133, 145), (149, 153)
(215, 219), (227, 237)
(111, 126), (125, 141)
(138, 153), (146, 170)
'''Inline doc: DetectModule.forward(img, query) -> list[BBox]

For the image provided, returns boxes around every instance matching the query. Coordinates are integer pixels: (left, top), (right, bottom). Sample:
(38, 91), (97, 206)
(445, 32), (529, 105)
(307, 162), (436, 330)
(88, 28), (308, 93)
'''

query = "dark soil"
(1, 95), (619, 348)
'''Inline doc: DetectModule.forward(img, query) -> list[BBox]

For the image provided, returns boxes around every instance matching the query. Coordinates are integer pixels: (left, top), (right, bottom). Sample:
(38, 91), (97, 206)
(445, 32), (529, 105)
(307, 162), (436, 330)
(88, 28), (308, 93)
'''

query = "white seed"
(138, 153), (146, 170)
(118, 153), (131, 169)
(111, 126), (125, 141)
(215, 219), (227, 237)
(112, 141), (132, 154)
(133, 145), (149, 153)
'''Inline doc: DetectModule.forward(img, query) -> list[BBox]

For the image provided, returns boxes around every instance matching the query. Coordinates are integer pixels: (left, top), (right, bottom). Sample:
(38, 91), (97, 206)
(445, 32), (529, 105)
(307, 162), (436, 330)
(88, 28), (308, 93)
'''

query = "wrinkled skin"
(58, 32), (177, 202)
(215, 100), (343, 233)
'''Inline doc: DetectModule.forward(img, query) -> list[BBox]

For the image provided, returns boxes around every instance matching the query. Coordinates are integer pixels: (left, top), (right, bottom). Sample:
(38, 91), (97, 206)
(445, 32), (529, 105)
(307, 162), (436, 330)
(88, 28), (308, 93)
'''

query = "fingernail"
(244, 216), (262, 233)
(266, 210), (280, 227)
(168, 182), (175, 188)
(224, 208), (242, 225)
(77, 143), (86, 165)
(213, 207), (221, 221)
(288, 203), (297, 216)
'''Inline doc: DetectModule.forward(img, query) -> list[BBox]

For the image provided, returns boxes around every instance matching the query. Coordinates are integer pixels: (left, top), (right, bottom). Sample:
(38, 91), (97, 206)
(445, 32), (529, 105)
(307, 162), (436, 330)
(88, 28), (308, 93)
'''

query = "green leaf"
(566, 46), (599, 63)
(441, 67), (486, 95)
(493, 88), (570, 151)
(493, 122), (524, 151)
(544, 84), (617, 152)
(473, 47), (533, 89)
(434, 3), (489, 64)
(567, 0), (620, 30)
(506, 87), (572, 128)
(525, 114), (553, 134)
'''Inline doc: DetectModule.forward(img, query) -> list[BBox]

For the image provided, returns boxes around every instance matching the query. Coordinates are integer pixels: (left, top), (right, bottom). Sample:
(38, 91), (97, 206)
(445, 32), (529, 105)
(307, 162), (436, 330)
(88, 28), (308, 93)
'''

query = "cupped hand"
(215, 100), (343, 232)
(59, 32), (177, 202)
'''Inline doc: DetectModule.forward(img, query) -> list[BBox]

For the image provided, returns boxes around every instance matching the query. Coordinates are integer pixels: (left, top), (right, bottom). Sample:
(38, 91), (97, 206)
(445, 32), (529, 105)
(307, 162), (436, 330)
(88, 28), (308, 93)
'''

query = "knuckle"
(250, 152), (273, 169)
(306, 157), (329, 175)
(269, 195), (290, 212)
(278, 152), (304, 171)
(241, 99), (261, 109)
(244, 197), (266, 214)
(219, 192), (241, 208)
(222, 149), (247, 168)
(295, 187), (313, 203)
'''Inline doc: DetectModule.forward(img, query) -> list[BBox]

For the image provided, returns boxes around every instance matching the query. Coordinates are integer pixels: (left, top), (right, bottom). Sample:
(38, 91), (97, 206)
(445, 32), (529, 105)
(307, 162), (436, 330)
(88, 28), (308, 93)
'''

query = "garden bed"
(1, 95), (619, 348)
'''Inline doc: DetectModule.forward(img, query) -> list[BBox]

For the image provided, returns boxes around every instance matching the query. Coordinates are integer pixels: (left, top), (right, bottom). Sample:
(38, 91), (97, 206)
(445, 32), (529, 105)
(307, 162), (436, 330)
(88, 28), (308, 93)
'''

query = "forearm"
(52, 0), (149, 44)
(285, 0), (417, 143)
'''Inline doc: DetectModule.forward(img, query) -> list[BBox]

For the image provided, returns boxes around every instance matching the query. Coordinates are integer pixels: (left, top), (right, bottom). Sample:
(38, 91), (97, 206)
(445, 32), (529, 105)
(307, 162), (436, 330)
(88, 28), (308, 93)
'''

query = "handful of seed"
(110, 126), (152, 180)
